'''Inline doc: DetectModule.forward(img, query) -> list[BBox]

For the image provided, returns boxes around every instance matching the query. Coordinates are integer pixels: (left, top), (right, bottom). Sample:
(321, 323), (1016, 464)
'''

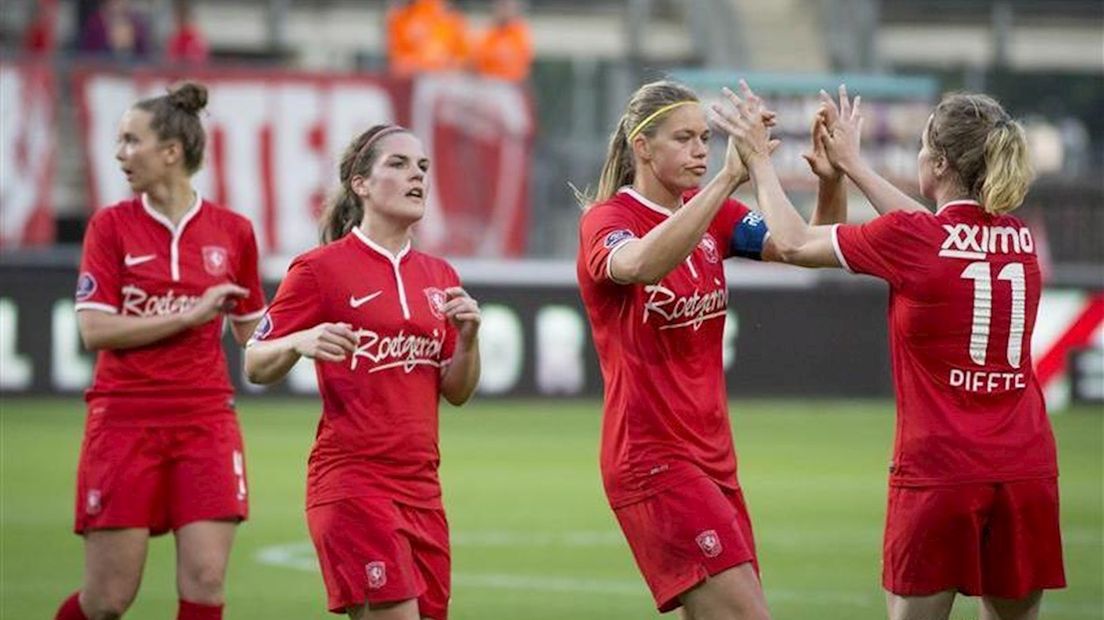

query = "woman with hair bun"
(56, 81), (267, 620)
(716, 84), (1064, 620)
(245, 125), (481, 620)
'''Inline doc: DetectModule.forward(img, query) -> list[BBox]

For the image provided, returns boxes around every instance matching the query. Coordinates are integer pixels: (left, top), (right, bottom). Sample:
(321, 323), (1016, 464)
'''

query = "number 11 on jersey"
(961, 261), (1026, 368)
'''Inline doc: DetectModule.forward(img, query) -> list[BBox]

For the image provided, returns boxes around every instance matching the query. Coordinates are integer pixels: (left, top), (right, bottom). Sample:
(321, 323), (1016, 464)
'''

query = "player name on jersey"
(939, 224), (1036, 259)
(642, 283), (729, 331)
(120, 285), (200, 317)
(350, 328), (446, 373)
(949, 368), (1028, 393)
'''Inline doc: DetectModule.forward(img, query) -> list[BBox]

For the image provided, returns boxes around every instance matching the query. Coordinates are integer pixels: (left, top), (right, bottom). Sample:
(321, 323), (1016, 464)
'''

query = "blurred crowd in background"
(0, 0), (1100, 277)
(21, 0), (533, 81)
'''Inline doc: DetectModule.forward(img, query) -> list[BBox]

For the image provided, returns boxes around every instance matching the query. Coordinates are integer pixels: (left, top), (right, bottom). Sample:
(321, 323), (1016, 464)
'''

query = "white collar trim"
(936, 199), (983, 215)
(618, 186), (681, 217)
(141, 191), (203, 232)
(352, 226), (411, 264)
(140, 191), (203, 282)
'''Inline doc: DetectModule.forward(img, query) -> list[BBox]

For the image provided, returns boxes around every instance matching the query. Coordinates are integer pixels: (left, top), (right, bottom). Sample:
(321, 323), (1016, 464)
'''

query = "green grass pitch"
(2, 398), (1100, 619)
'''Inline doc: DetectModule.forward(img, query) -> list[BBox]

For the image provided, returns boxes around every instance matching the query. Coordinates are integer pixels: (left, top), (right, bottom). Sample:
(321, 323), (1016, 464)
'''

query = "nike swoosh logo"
(124, 253), (156, 267)
(349, 291), (383, 308)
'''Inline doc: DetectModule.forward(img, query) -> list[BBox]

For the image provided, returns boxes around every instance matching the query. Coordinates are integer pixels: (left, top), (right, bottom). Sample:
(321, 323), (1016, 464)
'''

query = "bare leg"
(679, 562), (770, 620)
(980, 591), (1043, 620)
(175, 520), (237, 605)
(81, 528), (149, 620)
(885, 590), (956, 620)
(347, 598), (420, 620)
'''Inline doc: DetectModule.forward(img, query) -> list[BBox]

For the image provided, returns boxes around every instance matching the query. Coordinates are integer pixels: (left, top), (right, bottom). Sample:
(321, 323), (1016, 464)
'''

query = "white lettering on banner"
(86, 75), (137, 205)
(78, 71), (532, 259)
(121, 286), (199, 317)
(204, 85), (268, 237)
(52, 300), (93, 390)
(535, 306), (585, 395)
(350, 328), (444, 373)
(274, 86), (326, 254)
(0, 299), (32, 389)
(948, 367), (1027, 393)
(939, 224), (1035, 259)
(477, 304), (524, 394)
(79, 73), (399, 256)
(642, 285), (729, 331)
(0, 63), (55, 246)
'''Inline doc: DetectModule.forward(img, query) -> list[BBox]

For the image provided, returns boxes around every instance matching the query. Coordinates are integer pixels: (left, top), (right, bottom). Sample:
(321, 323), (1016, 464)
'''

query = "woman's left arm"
(713, 83), (842, 268)
(440, 287), (482, 406)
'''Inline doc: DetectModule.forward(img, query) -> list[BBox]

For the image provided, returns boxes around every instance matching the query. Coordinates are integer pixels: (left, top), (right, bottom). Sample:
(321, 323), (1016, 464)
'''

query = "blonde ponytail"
(981, 120), (1033, 215)
(928, 93), (1035, 216)
(585, 120), (634, 207)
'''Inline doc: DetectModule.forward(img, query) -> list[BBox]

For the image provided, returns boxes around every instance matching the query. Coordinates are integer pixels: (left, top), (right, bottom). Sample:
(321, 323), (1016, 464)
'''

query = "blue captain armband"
(729, 210), (769, 260)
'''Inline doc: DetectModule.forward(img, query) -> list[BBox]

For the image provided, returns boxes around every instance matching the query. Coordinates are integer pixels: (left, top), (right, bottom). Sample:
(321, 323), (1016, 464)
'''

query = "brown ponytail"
(319, 125), (406, 244)
(927, 93), (1033, 216)
(578, 80), (699, 209)
(134, 81), (208, 174)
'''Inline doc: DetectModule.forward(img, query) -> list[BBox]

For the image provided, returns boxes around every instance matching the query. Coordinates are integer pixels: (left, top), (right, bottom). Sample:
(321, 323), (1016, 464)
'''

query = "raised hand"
(184, 283), (249, 327)
(442, 287), (481, 344)
(802, 105), (843, 181)
(293, 322), (358, 362)
(711, 80), (781, 168)
(819, 84), (863, 172)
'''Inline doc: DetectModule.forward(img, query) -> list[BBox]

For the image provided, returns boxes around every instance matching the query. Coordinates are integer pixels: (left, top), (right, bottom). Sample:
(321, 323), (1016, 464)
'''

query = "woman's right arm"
(818, 89), (930, 215)
(78, 282), (248, 350)
(609, 166), (742, 284)
(611, 89), (779, 284)
(244, 322), (357, 385)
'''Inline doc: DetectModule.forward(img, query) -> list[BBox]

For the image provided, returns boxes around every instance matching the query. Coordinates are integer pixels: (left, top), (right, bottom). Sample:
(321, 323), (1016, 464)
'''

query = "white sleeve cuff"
(604, 239), (635, 285)
(74, 302), (119, 314)
(830, 224), (853, 273)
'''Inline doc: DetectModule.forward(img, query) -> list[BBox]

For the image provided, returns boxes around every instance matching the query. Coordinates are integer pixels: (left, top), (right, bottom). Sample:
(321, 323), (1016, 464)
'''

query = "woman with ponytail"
(58, 82), (268, 620)
(576, 80), (847, 619)
(245, 126), (481, 620)
(715, 85), (1064, 620)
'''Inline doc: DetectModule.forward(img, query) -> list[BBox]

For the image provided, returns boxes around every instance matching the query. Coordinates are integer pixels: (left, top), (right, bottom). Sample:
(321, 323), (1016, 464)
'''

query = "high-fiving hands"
(815, 84), (863, 174)
(802, 87), (849, 181)
(711, 80), (779, 170)
(714, 81), (781, 184)
(711, 81), (864, 181)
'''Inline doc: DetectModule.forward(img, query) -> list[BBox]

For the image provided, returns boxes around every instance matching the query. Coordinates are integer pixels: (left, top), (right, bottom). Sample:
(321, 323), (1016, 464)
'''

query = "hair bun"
(167, 81), (208, 114)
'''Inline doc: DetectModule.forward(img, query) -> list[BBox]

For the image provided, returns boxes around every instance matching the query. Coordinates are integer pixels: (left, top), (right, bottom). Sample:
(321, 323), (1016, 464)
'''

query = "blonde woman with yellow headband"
(575, 80), (846, 619)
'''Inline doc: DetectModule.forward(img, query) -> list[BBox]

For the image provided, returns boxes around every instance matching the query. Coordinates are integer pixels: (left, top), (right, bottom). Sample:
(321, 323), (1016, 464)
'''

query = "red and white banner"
(0, 61), (56, 247)
(73, 67), (534, 259)
(1033, 290), (1104, 408)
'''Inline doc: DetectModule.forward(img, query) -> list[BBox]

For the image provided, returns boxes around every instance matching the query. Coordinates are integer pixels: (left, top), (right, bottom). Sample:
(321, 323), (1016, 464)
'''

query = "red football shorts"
(613, 476), (759, 612)
(74, 413), (248, 536)
(883, 478), (1066, 599)
(307, 497), (450, 619)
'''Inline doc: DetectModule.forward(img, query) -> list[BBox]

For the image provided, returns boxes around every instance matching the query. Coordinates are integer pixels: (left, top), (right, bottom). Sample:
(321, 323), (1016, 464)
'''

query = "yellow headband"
(626, 101), (698, 141)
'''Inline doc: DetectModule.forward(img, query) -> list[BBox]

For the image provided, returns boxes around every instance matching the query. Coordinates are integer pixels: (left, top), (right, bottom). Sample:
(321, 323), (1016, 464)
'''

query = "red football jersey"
(252, 228), (460, 509)
(577, 188), (767, 508)
(75, 194), (267, 423)
(832, 200), (1057, 486)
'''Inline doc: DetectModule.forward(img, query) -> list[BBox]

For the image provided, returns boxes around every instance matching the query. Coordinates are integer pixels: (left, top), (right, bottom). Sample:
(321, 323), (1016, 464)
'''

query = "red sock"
(177, 599), (223, 620)
(54, 592), (88, 620)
